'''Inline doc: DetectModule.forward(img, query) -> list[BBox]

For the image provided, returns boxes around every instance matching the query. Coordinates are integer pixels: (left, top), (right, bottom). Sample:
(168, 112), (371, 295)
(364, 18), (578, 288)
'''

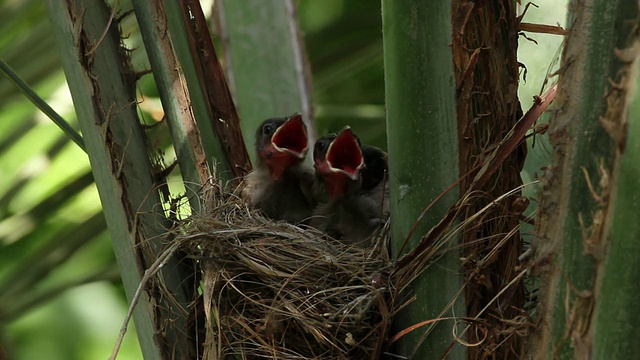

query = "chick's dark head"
(361, 145), (388, 192)
(313, 128), (364, 199)
(255, 113), (308, 180)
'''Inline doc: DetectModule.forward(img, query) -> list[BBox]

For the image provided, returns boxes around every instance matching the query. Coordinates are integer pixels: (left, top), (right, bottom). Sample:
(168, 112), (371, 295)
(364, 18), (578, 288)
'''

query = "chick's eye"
(315, 142), (326, 152)
(262, 123), (274, 136)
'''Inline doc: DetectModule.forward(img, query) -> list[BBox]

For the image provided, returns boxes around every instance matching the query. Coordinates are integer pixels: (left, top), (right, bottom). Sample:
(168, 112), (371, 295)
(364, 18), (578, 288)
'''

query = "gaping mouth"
(271, 114), (308, 158)
(326, 128), (364, 180)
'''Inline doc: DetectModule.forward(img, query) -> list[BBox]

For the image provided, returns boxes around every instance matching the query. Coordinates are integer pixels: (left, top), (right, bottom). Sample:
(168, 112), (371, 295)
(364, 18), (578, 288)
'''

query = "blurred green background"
(0, 0), (565, 358)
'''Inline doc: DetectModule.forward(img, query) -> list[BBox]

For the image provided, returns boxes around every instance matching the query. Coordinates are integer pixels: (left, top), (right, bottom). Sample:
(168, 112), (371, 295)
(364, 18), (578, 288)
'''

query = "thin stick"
(109, 242), (181, 360)
(0, 59), (86, 152)
(87, 0), (118, 54)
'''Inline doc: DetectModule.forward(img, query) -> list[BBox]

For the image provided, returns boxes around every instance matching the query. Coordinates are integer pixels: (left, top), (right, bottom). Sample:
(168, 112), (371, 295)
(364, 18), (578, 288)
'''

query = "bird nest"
(176, 182), (394, 359)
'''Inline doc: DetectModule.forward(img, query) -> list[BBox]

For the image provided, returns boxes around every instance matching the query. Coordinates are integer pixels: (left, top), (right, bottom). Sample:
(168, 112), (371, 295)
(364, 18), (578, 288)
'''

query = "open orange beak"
(271, 114), (308, 159)
(325, 128), (364, 181)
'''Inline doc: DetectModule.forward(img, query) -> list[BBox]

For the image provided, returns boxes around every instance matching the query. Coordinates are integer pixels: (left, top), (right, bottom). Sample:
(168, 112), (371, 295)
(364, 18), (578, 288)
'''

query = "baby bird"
(311, 128), (389, 244)
(360, 143), (390, 219)
(243, 114), (315, 223)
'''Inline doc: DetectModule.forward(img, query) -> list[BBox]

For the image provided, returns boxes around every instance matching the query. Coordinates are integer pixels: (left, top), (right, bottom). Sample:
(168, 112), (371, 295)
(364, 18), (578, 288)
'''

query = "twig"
(109, 241), (181, 360)
(87, 0), (118, 54)
(520, 22), (567, 35)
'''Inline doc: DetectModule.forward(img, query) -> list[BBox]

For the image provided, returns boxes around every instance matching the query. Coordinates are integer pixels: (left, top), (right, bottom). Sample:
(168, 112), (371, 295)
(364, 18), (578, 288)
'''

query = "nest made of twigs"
(176, 183), (393, 359)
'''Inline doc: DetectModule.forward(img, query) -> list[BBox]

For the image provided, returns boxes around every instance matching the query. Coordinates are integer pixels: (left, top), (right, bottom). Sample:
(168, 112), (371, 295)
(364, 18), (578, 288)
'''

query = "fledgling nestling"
(242, 114), (315, 224)
(311, 128), (389, 244)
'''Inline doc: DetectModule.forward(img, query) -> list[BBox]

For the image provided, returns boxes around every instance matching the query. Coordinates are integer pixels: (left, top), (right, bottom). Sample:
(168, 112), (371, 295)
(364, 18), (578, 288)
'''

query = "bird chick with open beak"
(311, 128), (389, 244)
(243, 114), (315, 224)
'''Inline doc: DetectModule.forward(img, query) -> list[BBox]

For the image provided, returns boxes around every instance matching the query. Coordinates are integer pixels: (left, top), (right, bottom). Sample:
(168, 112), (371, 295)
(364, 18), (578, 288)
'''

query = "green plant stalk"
(131, 0), (211, 211)
(592, 26), (640, 360)
(163, 0), (232, 179)
(532, 0), (639, 358)
(218, 0), (315, 162)
(381, 1), (464, 358)
(47, 0), (194, 358)
(176, 0), (252, 180)
(0, 59), (85, 152)
(592, 82), (640, 358)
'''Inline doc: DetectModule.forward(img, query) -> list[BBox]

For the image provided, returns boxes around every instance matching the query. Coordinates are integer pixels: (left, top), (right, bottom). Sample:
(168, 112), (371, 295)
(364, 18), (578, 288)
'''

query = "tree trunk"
(451, 1), (526, 358)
